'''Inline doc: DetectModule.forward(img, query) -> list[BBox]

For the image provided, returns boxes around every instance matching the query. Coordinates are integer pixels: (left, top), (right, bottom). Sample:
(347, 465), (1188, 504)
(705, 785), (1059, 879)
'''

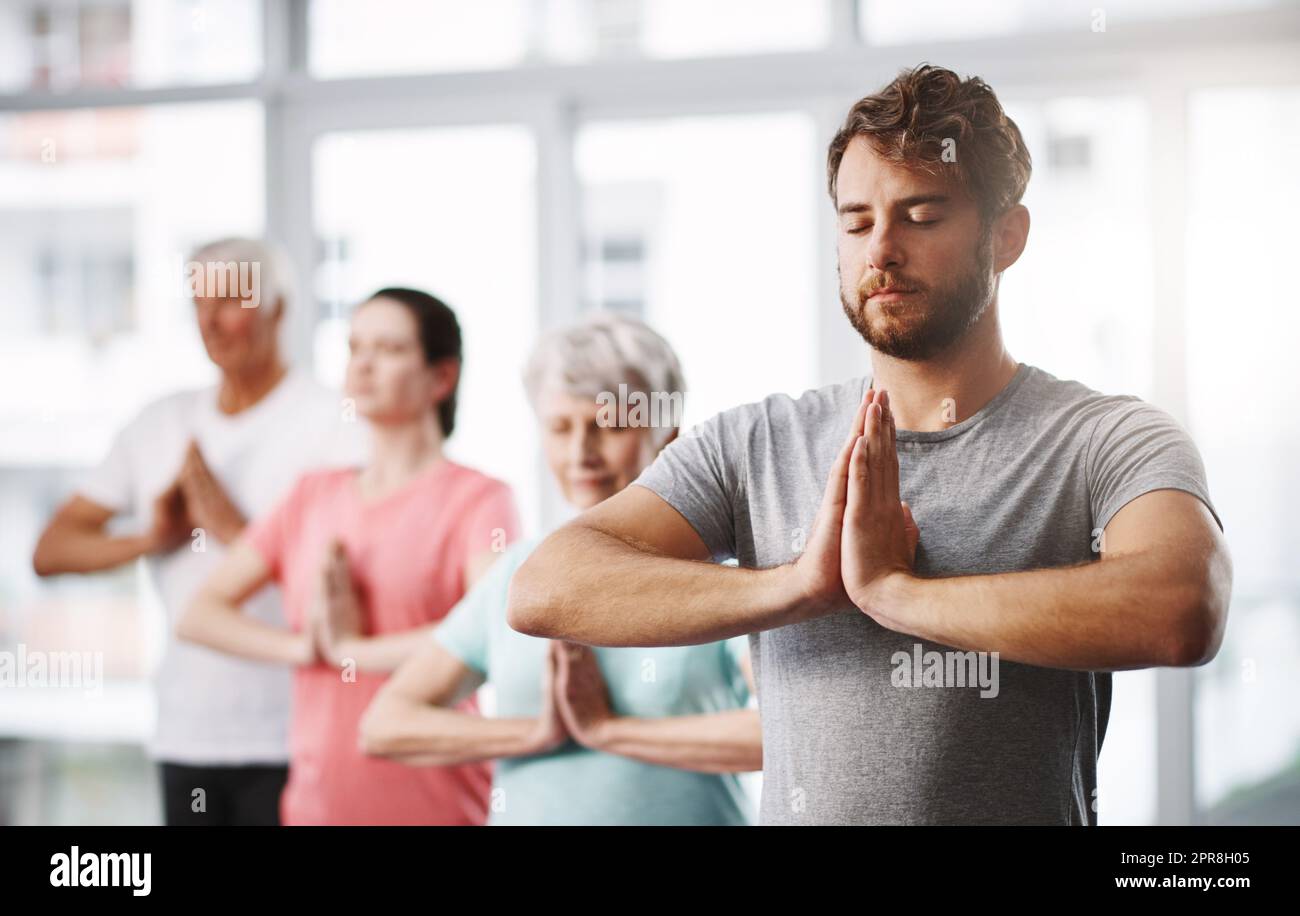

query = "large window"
(2, 0), (1297, 826)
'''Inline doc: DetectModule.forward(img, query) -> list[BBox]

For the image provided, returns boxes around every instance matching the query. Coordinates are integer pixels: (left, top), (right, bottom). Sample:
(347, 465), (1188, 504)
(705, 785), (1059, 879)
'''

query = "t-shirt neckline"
(203, 367), (304, 425)
(350, 456), (457, 510)
(863, 362), (1032, 443)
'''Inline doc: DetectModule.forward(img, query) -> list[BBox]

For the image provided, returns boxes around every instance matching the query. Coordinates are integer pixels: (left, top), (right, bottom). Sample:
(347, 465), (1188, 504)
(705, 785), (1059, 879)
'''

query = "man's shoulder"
(1015, 364), (1182, 437)
(690, 377), (868, 440)
(116, 384), (212, 438)
(768, 376), (870, 423)
(1019, 363), (1118, 407)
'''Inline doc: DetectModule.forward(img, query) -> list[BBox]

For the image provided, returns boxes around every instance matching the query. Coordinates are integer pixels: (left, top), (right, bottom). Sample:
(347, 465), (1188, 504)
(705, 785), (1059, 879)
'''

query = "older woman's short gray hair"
(187, 236), (296, 314)
(523, 311), (687, 446)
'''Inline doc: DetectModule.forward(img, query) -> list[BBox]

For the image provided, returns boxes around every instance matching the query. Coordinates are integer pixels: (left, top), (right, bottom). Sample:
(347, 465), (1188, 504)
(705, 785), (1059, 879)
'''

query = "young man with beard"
(506, 64), (1232, 825)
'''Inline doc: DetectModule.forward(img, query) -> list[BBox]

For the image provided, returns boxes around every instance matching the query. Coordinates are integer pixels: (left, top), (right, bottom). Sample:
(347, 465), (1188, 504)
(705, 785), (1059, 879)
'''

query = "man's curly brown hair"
(827, 64), (1032, 223)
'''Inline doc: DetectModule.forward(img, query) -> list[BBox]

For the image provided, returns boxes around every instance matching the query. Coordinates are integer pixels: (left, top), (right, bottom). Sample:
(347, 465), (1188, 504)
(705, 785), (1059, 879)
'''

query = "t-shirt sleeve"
(630, 409), (746, 562)
(459, 479), (523, 571)
(1087, 399), (1223, 534)
(74, 410), (147, 514)
(243, 473), (308, 582)
(433, 543), (525, 676)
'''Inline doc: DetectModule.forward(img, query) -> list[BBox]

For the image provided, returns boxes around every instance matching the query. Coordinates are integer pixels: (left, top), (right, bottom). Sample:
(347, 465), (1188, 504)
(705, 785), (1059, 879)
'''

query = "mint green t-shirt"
(433, 537), (756, 826)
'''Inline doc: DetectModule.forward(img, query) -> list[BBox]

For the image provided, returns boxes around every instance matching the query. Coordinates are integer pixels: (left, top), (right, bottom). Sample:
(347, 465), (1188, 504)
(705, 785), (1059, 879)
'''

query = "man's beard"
(840, 228), (996, 361)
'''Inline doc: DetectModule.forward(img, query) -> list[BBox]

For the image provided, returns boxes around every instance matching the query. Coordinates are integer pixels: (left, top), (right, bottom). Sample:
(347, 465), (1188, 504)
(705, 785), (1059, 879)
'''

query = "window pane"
(859, 0), (1284, 45)
(0, 0), (261, 93)
(309, 0), (831, 77)
(544, 0), (830, 62)
(309, 0), (530, 77)
(576, 113), (819, 425)
(1187, 85), (1300, 824)
(0, 101), (263, 801)
(999, 96), (1154, 398)
(313, 126), (540, 530)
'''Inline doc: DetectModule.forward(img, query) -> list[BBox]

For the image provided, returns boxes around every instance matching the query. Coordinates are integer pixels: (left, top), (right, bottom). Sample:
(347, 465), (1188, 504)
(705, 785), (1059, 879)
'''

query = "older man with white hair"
(33, 236), (365, 825)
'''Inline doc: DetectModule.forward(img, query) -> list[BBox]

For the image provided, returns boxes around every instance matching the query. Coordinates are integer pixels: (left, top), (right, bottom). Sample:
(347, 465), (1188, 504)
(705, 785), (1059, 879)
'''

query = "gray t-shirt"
(632, 362), (1221, 825)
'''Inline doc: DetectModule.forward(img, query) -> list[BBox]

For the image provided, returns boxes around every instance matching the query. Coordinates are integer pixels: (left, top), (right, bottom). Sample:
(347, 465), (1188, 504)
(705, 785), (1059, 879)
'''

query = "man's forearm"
(591, 709), (762, 773)
(210, 518), (246, 547)
(508, 524), (818, 647)
(33, 527), (153, 576)
(873, 552), (1218, 671)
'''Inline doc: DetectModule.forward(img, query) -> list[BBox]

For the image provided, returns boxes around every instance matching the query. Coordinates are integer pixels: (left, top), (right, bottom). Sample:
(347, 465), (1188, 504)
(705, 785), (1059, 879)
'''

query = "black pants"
(159, 762), (288, 826)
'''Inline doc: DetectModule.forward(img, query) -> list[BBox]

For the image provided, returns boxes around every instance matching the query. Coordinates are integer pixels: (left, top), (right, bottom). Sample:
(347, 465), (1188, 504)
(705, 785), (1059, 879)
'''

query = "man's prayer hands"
(788, 387), (919, 624)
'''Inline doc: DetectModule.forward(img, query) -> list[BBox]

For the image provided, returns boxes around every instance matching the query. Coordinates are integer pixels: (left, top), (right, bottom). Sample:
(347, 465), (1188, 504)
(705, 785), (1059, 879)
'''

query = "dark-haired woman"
(179, 288), (521, 825)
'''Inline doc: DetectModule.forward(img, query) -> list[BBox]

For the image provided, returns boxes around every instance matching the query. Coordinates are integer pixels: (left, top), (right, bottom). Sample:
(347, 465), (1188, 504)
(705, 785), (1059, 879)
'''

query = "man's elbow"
(1166, 561), (1232, 667)
(31, 547), (55, 578)
(1168, 603), (1224, 667)
(505, 558), (563, 639)
(31, 532), (62, 578)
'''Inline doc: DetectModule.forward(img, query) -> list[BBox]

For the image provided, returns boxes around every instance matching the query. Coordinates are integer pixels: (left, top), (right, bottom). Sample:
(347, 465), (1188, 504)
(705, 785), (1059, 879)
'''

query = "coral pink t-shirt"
(246, 458), (521, 825)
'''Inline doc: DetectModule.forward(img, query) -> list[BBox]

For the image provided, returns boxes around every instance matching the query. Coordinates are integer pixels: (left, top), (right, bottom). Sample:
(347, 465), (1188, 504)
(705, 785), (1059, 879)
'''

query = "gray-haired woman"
(359, 312), (759, 825)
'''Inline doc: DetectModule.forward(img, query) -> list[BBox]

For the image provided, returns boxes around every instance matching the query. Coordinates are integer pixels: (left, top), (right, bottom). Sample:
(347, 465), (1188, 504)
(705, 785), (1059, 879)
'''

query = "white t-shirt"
(76, 369), (368, 764)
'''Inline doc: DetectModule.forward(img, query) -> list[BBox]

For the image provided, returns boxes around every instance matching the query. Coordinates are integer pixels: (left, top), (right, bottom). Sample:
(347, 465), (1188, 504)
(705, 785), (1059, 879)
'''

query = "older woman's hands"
(551, 641), (616, 751)
(523, 640), (571, 754)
